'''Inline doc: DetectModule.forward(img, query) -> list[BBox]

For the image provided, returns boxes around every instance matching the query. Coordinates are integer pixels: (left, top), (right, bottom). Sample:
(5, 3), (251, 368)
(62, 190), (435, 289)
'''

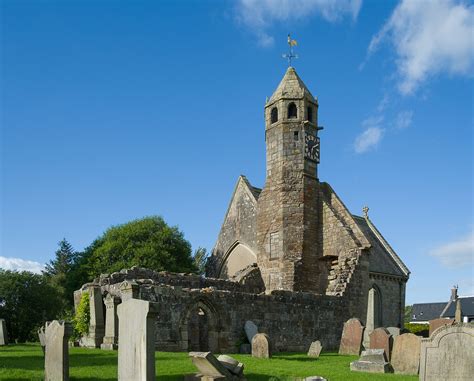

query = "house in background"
(411, 286), (474, 324)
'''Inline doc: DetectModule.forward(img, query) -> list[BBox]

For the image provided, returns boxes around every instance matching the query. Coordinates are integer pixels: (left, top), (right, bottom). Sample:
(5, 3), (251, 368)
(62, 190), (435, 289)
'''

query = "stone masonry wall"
(116, 282), (348, 353)
(369, 274), (406, 328)
(208, 176), (259, 279)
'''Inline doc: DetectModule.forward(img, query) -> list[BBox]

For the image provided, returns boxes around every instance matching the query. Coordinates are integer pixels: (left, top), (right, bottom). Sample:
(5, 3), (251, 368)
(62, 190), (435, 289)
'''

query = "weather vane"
(282, 34), (298, 67)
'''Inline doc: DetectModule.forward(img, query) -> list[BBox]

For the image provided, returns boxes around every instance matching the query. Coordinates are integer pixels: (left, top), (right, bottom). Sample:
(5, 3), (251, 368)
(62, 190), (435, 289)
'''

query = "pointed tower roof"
(267, 67), (316, 105)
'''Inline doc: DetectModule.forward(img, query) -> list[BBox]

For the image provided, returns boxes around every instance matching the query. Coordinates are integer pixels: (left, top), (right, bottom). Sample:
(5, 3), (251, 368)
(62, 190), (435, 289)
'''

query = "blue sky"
(1, 0), (472, 304)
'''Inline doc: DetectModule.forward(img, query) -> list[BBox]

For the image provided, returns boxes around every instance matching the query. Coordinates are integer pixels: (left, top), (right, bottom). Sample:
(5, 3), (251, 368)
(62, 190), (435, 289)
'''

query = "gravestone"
(386, 327), (400, 338)
(391, 333), (421, 375)
(251, 333), (271, 358)
(350, 348), (391, 373)
(217, 354), (244, 377)
(38, 325), (46, 354)
(44, 320), (72, 381)
(428, 318), (454, 336)
(87, 286), (105, 348)
(101, 294), (120, 350)
(186, 352), (245, 380)
(369, 327), (392, 360)
(117, 298), (159, 381)
(244, 321), (258, 343)
(338, 318), (365, 355)
(307, 340), (322, 358)
(419, 323), (474, 381)
(0, 319), (8, 346)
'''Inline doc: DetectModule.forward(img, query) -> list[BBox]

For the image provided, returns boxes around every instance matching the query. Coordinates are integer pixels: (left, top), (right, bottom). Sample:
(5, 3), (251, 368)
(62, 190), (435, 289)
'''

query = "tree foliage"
(193, 247), (208, 275)
(43, 239), (78, 310)
(86, 216), (196, 277)
(0, 270), (62, 342)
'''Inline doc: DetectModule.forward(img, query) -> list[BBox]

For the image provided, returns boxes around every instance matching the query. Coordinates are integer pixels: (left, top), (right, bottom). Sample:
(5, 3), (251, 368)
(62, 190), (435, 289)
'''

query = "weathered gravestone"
(38, 325), (46, 354)
(217, 355), (244, 378)
(0, 319), (8, 346)
(117, 298), (159, 381)
(369, 327), (393, 360)
(251, 333), (271, 358)
(338, 318), (365, 355)
(419, 323), (474, 381)
(386, 326), (400, 338)
(185, 352), (245, 380)
(390, 333), (421, 375)
(428, 318), (454, 337)
(44, 320), (72, 381)
(101, 294), (120, 350)
(350, 348), (391, 373)
(86, 286), (105, 348)
(244, 321), (258, 344)
(307, 340), (322, 358)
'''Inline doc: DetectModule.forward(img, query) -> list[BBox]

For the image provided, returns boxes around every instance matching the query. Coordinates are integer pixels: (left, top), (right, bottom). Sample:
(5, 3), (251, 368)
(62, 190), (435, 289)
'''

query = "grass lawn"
(0, 344), (417, 381)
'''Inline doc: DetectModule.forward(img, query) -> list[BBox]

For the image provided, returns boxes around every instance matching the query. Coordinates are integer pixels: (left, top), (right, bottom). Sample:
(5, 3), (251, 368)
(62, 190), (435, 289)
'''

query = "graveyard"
(1, 344), (419, 381)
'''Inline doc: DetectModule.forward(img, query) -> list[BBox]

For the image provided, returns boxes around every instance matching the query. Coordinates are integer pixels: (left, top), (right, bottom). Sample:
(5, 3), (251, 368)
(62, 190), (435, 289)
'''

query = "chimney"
(451, 285), (458, 301)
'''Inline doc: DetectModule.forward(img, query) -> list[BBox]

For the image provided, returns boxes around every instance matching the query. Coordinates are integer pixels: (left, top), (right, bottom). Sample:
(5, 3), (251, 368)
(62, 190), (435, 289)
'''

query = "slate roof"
(442, 297), (474, 318)
(411, 302), (446, 322)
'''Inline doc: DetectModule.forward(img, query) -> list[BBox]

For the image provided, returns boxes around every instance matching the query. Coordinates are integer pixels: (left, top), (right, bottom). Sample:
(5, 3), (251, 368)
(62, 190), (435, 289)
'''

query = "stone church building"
(77, 67), (410, 353)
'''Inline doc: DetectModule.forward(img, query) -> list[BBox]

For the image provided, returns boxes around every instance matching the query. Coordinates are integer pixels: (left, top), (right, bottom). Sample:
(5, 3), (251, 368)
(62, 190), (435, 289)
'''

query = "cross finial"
(282, 34), (298, 67)
(362, 206), (369, 218)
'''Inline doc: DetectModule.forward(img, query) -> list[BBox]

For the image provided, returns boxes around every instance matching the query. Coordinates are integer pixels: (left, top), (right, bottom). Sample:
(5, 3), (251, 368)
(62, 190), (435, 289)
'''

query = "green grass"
(0, 344), (417, 381)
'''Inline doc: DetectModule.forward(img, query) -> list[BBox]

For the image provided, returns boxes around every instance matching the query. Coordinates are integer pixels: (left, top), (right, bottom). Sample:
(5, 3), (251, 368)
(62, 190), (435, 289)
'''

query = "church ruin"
(75, 67), (410, 353)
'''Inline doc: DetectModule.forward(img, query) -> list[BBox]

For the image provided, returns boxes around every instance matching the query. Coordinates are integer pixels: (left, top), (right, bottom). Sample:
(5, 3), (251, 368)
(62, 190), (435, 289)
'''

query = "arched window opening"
(307, 107), (313, 123)
(271, 107), (278, 124)
(288, 103), (297, 119)
(188, 307), (209, 351)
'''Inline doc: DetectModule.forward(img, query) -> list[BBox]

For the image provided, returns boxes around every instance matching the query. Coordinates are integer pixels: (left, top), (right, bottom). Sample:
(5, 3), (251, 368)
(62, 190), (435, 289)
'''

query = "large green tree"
(43, 239), (77, 310)
(85, 216), (197, 277)
(0, 270), (62, 342)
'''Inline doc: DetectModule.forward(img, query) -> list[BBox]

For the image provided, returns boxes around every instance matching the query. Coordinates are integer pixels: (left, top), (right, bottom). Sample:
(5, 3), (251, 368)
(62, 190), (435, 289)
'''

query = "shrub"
(404, 322), (429, 337)
(74, 292), (90, 338)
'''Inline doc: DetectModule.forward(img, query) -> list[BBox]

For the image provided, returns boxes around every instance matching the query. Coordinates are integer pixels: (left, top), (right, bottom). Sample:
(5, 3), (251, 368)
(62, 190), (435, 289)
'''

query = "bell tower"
(256, 67), (322, 293)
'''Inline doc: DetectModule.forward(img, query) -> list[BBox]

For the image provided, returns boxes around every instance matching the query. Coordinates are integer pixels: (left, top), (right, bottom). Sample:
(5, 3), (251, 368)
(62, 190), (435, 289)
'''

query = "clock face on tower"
(305, 133), (320, 163)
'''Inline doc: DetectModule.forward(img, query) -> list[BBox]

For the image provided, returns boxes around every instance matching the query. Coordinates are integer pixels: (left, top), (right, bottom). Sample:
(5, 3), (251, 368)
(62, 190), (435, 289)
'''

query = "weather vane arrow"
(282, 33), (298, 67)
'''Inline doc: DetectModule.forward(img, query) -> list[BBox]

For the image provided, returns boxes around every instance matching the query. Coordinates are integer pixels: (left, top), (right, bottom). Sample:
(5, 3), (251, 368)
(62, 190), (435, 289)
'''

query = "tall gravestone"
(369, 328), (393, 360)
(391, 333), (421, 375)
(44, 320), (72, 381)
(244, 321), (258, 343)
(101, 294), (120, 350)
(0, 319), (8, 346)
(87, 286), (105, 348)
(251, 333), (271, 358)
(339, 318), (365, 355)
(117, 298), (159, 381)
(419, 323), (474, 381)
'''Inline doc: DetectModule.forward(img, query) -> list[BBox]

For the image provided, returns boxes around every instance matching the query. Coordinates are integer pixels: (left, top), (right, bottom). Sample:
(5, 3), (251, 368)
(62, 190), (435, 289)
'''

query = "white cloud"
(394, 110), (413, 129)
(368, 0), (474, 95)
(354, 126), (384, 153)
(0, 256), (44, 274)
(236, 0), (362, 47)
(430, 231), (474, 269)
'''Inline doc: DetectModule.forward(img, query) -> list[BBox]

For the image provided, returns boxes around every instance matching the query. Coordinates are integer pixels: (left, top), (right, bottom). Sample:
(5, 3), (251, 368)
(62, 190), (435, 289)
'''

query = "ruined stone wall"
(128, 283), (348, 353)
(92, 267), (264, 295)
